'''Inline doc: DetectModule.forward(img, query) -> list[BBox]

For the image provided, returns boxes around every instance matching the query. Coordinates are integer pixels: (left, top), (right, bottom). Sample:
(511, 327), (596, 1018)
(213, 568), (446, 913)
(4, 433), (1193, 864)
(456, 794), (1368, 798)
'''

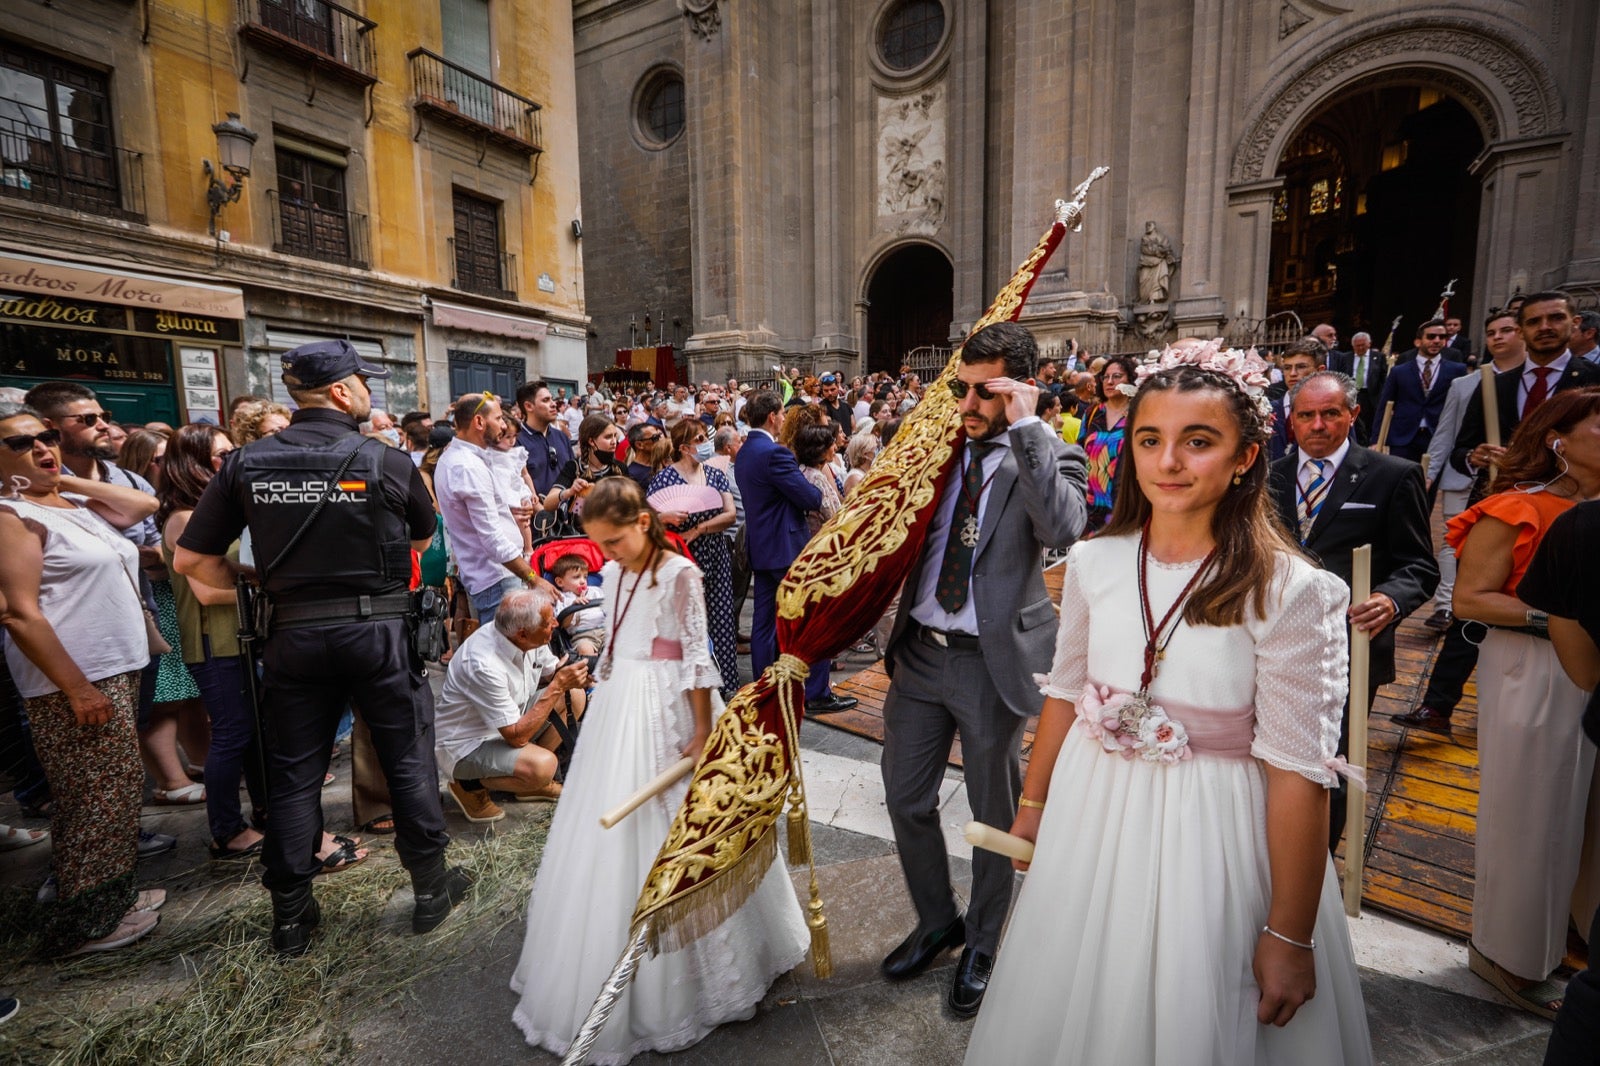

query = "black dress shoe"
(1392, 705), (1453, 734)
(270, 890), (321, 957)
(881, 915), (965, 980)
(806, 694), (860, 715)
(948, 947), (993, 1017)
(1423, 608), (1453, 632)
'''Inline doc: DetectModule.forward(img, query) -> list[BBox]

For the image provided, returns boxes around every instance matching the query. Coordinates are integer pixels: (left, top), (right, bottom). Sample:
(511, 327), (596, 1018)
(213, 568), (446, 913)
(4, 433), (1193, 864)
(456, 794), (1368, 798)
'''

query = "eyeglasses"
(946, 379), (999, 401)
(3, 429), (62, 452)
(638, 433), (663, 444)
(61, 411), (112, 427)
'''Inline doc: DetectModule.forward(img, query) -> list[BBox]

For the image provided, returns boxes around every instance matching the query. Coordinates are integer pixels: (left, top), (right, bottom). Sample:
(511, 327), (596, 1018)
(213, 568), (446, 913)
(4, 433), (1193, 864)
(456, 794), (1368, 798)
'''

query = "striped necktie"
(1297, 458), (1331, 541)
(1420, 358), (1434, 392)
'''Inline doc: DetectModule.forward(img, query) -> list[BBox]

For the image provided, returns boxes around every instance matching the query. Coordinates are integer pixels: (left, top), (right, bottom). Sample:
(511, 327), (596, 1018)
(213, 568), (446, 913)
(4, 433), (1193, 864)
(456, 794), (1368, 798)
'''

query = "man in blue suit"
(734, 391), (857, 713)
(1374, 318), (1465, 462)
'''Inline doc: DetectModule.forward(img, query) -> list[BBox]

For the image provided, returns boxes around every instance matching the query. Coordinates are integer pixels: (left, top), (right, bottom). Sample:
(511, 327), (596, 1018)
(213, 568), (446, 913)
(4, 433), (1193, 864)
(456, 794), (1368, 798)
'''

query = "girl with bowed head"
(966, 345), (1372, 1065)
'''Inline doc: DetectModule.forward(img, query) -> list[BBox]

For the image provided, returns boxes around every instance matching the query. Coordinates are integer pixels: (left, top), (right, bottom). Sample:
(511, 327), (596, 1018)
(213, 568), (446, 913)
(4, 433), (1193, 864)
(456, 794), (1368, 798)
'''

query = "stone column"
(1221, 177), (1283, 328)
(1169, 0), (1233, 336)
(1468, 134), (1568, 302)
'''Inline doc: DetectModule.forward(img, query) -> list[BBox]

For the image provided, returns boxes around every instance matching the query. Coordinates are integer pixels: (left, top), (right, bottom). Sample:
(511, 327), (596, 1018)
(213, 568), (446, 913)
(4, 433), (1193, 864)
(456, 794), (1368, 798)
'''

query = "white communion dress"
(964, 535), (1374, 1065)
(509, 552), (809, 1065)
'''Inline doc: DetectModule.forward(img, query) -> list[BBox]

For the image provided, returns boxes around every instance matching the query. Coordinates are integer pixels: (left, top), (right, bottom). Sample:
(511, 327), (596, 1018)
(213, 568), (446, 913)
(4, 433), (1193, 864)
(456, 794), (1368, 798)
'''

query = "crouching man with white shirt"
(434, 587), (589, 823)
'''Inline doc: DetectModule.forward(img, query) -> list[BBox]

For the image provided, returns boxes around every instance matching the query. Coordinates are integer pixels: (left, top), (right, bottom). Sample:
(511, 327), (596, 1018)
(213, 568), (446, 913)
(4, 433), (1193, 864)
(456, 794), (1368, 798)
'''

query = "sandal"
(315, 838), (368, 876)
(0, 825), (48, 851)
(66, 907), (158, 957)
(134, 888), (167, 913)
(359, 814), (396, 835)
(151, 784), (206, 806)
(208, 835), (263, 861)
(1468, 944), (1565, 1020)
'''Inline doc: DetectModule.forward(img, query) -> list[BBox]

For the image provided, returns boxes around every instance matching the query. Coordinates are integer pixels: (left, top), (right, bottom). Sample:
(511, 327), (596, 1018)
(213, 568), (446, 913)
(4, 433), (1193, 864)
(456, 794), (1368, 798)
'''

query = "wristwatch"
(1526, 609), (1549, 635)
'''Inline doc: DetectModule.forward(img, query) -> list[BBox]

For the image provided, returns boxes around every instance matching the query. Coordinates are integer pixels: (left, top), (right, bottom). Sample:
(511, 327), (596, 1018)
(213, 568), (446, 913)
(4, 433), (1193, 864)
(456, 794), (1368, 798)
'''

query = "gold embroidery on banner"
(777, 221), (1067, 619)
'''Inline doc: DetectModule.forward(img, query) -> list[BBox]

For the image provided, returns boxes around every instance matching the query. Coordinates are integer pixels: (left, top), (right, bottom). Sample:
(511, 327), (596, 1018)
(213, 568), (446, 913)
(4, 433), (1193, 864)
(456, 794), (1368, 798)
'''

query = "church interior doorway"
(1266, 87), (1485, 349)
(865, 243), (953, 374)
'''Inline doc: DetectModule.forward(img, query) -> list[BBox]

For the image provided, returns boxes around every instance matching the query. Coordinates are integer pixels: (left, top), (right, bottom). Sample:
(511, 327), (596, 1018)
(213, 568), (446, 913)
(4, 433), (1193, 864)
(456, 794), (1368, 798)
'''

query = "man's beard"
(965, 411), (1008, 442)
(63, 438), (118, 461)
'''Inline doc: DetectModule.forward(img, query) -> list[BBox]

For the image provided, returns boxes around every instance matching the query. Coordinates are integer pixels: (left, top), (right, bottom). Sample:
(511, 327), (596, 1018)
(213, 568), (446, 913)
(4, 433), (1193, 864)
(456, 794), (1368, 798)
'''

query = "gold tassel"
(807, 875), (832, 978)
(786, 800), (811, 866)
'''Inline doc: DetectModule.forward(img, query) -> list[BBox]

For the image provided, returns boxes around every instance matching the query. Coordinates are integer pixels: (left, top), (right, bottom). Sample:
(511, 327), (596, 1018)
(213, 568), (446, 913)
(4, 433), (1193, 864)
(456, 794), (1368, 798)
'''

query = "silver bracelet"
(1261, 924), (1315, 950)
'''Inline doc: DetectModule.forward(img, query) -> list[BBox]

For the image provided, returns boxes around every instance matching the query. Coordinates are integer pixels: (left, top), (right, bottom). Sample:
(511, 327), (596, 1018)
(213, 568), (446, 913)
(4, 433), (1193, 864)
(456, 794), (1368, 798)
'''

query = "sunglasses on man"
(3, 429), (63, 452)
(946, 379), (1003, 401)
(60, 411), (113, 427)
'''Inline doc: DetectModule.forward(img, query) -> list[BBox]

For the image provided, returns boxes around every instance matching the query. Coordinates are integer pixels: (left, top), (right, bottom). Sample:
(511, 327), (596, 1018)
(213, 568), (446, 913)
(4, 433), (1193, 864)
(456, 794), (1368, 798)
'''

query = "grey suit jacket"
(886, 419), (1088, 718)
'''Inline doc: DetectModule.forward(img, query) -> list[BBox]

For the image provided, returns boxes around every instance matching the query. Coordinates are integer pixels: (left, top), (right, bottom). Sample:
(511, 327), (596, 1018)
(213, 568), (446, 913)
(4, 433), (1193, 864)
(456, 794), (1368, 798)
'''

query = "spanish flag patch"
(337, 480), (367, 492)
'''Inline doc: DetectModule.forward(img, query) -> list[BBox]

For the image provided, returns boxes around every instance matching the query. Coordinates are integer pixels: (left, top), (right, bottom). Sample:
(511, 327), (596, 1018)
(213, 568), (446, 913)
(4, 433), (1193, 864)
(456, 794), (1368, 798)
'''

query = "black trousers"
(1544, 901), (1600, 1065)
(259, 617), (448, 892)
(1330, 674), (1382, 852)
(1419, 617), (1481, 715)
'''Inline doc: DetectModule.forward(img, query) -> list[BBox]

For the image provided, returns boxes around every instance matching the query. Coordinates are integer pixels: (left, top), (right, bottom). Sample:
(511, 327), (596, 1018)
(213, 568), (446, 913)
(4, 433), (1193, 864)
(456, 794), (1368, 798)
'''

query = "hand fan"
(647, 484), (723, 514)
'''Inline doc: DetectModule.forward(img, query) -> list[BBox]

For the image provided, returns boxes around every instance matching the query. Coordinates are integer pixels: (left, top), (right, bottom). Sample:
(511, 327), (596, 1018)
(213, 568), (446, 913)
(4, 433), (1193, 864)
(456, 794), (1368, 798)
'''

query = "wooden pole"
(1343, 545), (1373, 918)
(1373, 402), (1395, 454)
(1480, 364), (1502, 482)
(963, 821), (1036, 864)
(599, 757), (695, 829)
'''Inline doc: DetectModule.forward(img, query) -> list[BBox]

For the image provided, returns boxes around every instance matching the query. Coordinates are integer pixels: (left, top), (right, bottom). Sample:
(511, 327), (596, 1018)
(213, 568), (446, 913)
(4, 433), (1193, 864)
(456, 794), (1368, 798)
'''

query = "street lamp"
(203, 112), (258, 235)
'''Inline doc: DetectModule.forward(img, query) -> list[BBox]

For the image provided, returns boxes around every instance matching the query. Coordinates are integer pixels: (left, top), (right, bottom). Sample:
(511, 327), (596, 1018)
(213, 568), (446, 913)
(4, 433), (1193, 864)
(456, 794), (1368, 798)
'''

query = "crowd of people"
(0, 294), (1596, 1063)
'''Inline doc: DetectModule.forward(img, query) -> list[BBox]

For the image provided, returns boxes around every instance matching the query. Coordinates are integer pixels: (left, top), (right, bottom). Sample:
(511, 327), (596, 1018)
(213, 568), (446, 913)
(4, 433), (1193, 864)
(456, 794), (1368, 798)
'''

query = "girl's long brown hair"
(118, 427), (169, 485)
(156, 424), (230, 529)
(583, 476), (679, 585)
(1100, 366), (1301, 626)
(1488, 386), (1600, 494)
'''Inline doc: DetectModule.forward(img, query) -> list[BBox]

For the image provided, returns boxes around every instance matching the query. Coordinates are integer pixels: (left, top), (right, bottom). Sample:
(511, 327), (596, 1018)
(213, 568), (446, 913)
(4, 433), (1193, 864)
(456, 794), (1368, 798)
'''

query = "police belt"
(271, 592), (413, 630)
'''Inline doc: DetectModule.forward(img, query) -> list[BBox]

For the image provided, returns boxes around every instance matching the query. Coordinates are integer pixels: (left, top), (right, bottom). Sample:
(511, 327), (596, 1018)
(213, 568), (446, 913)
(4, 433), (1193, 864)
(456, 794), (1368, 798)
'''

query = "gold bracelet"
(1018, 797), (1046, 811)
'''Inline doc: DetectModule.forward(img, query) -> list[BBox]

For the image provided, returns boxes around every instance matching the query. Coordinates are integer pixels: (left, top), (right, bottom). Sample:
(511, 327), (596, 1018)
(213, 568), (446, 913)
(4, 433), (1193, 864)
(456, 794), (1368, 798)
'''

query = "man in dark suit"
(1374, 319), (1466, 461)
(733, 392), (856, 714)
(1270, 370), (1439, 850)
(1449, 291), (1600, 483)
(1444, 316), (1472, 358)
(879, 322), (1087, 1017)
(1327, 331), (1388, 444)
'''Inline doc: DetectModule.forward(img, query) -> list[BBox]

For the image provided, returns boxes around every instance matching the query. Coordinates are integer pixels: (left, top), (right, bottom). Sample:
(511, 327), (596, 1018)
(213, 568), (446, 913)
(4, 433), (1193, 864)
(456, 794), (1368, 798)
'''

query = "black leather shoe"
(1392, 705), (1453, 734)
(270, 890), (320, 957)
(881, 914), (965, 980)
(948, 947), (993, 1017)
(806, 695), (860, 715)
(1423, 608), (1453, 632)
(412, 865), (475, 934)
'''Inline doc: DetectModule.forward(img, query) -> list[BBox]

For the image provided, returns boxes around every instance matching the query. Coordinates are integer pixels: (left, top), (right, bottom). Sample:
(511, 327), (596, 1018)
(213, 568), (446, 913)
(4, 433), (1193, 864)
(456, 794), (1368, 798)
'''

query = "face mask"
(595, 449), (616, 464)
(380, 428), (402, 447)
(694, 441), (715, 463)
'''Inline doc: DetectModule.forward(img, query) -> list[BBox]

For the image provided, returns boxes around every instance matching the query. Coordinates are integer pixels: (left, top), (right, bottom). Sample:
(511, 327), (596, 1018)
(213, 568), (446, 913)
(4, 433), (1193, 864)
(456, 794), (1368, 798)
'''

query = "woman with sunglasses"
(1077, 354), (1139, 530)
(0, 403), (168, 956)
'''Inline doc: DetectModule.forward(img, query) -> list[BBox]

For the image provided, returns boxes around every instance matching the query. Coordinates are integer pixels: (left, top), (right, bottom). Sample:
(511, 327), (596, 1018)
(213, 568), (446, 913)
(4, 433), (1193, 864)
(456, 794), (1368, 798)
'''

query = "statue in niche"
(1136, 221), (1180, 305)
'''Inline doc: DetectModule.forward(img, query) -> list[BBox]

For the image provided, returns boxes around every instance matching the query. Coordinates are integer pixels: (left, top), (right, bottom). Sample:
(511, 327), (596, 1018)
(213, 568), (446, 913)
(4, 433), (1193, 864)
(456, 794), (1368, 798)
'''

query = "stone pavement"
(352, 713), (1555, 1065)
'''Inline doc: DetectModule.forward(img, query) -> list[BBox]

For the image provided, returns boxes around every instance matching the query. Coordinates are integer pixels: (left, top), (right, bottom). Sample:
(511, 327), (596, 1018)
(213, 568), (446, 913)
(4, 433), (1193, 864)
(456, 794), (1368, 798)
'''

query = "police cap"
(281, 339), (392, 389)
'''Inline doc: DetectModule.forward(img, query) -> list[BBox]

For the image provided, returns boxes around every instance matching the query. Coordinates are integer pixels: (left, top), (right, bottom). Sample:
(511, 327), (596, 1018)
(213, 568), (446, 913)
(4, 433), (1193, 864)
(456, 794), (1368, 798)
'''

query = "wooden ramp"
(828, 552), (1483, 940)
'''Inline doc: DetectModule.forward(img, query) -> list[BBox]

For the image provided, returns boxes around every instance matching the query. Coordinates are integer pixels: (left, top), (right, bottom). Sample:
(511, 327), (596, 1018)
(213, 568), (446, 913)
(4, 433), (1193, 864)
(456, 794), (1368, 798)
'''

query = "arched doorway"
(865, 243), (953, 374)
(1267, 87), (1485, 345)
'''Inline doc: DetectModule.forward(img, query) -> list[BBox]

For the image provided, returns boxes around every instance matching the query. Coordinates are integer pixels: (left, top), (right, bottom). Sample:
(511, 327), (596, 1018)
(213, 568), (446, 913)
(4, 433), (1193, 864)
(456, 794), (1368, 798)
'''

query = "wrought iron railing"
(408, 48), (542, 154)
(268, 188), (368, 268)
(448, 236), (516, 300)
(238, 0), (377, 83)
(0, 113), (145, 221)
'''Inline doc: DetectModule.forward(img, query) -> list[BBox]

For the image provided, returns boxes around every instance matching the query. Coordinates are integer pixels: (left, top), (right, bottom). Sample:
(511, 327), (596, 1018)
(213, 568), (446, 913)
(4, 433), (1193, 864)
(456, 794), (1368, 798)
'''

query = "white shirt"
(910, 416), (1041, 634)
(1517, 351), (1571, 417)
(561, 406), (584, 439)
(853, 399), (871, 422)
(434, 438), (526, 595)
(1297, 436), (1351, 494)
(434, 623), (558, 777)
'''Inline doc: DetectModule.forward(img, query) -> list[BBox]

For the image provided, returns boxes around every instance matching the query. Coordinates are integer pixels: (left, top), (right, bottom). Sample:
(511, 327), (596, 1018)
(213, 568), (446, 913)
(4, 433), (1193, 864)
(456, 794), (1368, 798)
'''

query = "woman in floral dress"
(1077, 354), (1137, 530)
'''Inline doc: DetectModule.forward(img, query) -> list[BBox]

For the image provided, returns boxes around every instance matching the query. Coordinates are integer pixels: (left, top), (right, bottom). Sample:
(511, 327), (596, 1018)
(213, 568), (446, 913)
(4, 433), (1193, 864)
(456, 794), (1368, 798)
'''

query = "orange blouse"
(1446, 489), (1576, 597)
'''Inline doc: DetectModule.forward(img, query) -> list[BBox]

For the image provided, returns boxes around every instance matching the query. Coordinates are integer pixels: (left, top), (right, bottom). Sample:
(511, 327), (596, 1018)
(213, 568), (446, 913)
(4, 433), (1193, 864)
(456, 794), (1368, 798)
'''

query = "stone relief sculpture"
(877, 88), (946, 232)
(1136, 221), (1179, 305)
(678, 0), (720, 40)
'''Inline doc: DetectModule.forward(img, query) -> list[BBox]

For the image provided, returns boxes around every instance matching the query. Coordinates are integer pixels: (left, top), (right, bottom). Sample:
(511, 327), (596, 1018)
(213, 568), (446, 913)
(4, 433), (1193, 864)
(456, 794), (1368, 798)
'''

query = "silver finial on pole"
(1054, 166), (1110, 232)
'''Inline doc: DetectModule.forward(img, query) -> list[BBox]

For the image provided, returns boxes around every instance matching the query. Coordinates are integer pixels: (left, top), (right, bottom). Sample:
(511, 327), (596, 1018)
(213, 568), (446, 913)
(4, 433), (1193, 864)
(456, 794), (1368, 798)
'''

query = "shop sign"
(0, 322), (171, 383)
(0, 253), (246, 319)
(0, 292), (124, 329)
(131, 308), (242, 343)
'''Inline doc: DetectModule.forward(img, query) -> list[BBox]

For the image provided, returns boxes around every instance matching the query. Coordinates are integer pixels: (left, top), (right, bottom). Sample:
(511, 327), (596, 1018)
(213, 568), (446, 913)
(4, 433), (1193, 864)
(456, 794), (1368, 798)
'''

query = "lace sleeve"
(1036, 544), (1089, 701)
(668, 561), (723, 692)
(1250, 565), (1351, 788)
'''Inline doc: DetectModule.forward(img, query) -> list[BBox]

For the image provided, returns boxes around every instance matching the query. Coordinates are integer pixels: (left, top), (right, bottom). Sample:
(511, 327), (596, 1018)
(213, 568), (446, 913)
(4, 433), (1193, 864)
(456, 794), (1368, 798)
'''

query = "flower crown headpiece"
(1119, 338), (1275, 418)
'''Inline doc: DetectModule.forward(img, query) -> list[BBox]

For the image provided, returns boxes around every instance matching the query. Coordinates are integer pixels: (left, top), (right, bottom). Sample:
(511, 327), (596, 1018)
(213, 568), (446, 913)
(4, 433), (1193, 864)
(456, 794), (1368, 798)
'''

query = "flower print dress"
(1078, 404), (1126, 530)
(964, 534), (1373, 1066)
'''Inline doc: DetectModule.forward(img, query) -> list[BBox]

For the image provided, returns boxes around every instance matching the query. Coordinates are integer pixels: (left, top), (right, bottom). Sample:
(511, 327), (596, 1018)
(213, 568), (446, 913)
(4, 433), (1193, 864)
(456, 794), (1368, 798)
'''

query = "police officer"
(174, 340), (468, 955)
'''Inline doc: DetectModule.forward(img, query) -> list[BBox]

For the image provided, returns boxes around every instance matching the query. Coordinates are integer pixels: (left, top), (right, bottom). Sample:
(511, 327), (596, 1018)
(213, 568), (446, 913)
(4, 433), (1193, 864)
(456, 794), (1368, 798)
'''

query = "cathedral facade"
(573, 0), (1597, 379)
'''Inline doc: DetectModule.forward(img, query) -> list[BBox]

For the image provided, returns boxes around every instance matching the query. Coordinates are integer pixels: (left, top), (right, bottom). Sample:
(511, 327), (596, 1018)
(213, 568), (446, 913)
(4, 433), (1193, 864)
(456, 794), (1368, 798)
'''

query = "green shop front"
(0, 252), (244, 425)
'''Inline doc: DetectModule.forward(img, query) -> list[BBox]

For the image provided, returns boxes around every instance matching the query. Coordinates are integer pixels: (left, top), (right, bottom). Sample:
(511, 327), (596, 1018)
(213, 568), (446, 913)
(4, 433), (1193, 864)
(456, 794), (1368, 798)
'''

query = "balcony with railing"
(238, 0), (377, 86)
(448, 236), (516, 301)
(0, 113), (145, 222)
(408, 49), (542, 156)
(268, 189), (369, 269)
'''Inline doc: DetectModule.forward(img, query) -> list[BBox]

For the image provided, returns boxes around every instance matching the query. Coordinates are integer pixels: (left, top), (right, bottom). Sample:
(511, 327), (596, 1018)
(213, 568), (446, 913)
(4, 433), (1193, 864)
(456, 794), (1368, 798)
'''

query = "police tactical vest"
(236, 432), (411, 598)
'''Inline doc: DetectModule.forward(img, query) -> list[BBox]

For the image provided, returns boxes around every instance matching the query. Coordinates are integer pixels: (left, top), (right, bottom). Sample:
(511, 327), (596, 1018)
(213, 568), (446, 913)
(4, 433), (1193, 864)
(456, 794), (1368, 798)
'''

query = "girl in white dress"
(965, 351), (1374, 1065)
(510, 477), (809, 1064)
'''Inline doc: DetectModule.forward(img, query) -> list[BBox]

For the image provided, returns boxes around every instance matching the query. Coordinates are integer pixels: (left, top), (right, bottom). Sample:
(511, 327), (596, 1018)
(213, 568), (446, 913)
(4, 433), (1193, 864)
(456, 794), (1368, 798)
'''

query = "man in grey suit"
(878, 322), (1088, 1017)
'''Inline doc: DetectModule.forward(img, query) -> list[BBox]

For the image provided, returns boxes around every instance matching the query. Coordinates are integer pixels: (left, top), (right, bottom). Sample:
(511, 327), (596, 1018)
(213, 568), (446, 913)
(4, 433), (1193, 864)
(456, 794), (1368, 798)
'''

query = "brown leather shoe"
(447, 780), (505, 823)
(513, 781), (564, 804)
(1392, 705), (1453, 734)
